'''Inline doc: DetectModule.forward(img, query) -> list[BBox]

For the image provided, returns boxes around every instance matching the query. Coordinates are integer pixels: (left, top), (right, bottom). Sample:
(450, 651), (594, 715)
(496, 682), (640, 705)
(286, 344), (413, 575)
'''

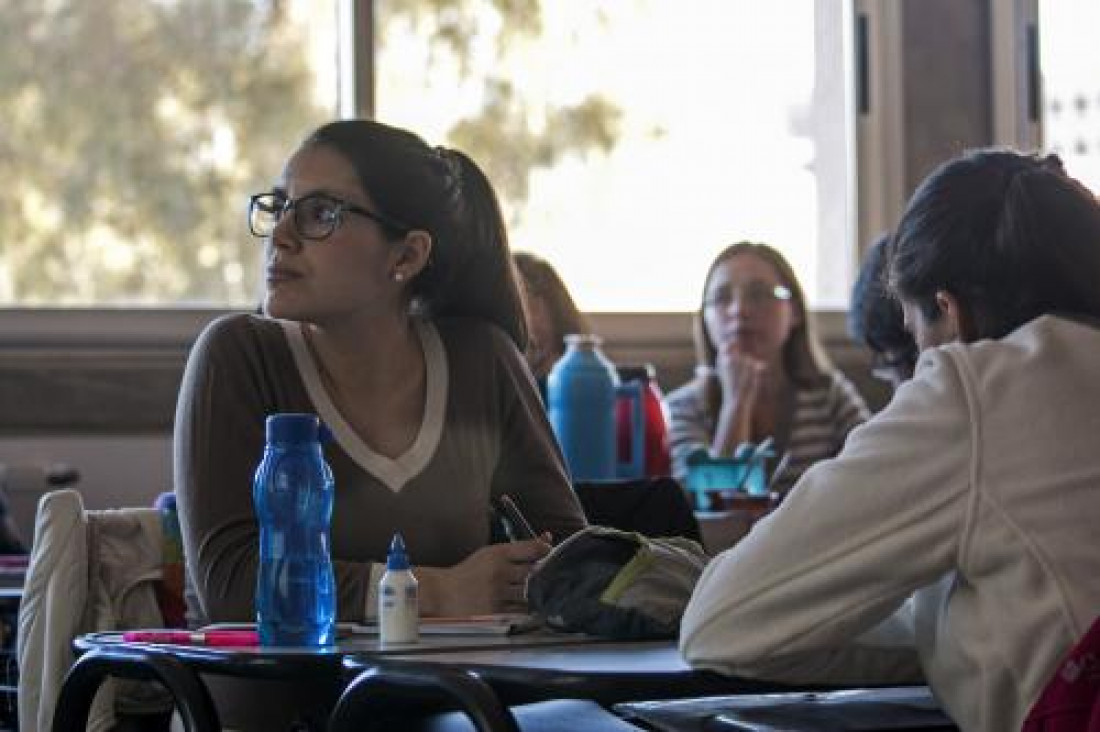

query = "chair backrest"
(573, 477), (701, 543)
(16, 489), (171, 732)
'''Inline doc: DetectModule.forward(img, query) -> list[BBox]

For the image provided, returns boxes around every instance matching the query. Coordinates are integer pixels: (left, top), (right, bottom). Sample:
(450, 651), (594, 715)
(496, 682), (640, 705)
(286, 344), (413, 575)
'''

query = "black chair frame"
(52, 646), (220, 732)
(328, 662), (520, 732)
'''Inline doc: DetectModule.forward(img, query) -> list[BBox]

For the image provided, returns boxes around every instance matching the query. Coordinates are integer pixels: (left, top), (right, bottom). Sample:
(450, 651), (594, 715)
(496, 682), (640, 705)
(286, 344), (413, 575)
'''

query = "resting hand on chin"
(716, 347), (766, 409)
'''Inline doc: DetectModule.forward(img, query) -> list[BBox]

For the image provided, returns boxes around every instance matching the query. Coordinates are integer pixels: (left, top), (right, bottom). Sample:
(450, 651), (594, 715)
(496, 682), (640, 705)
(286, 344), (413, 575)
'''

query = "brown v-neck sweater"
(174, 313), (585, 624)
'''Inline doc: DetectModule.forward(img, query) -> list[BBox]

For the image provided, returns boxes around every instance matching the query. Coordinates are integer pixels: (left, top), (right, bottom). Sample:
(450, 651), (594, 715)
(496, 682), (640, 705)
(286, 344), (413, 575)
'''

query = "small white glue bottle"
(379, 532), (419, 644)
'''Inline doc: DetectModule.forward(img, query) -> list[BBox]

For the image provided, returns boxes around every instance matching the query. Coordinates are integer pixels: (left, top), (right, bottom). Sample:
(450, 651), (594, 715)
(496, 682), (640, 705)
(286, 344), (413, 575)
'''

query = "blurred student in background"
(682, 150), (1100, 732)
(848, 234), (918, 391)
(513, 251), (592, 386)
(665, 242), (870, 494)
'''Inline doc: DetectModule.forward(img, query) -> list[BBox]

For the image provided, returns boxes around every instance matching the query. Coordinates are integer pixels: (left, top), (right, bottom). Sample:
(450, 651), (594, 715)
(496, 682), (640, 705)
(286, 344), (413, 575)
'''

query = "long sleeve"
(488, 328), (587, 542)
(665, 379), (711, 481)
(826, 369), (872, 450)
(680, 349), (970, 684)
(174, 316), (268, 622)
(174, 316), (375, 622)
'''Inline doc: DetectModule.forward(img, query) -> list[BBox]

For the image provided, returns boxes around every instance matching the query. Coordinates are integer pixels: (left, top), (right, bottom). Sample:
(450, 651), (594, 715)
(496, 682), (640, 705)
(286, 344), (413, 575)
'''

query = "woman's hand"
(715, 348), (765, 406)
(417, 536), (551, 616)
(712, 349), (766, 455)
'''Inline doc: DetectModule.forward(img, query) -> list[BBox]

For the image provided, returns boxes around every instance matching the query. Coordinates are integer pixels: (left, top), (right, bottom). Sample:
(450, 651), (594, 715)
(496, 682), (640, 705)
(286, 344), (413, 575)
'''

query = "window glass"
(376, 0), (853, 311)
(0, 0), (337, 306)
(1038, 1), (1100, 194)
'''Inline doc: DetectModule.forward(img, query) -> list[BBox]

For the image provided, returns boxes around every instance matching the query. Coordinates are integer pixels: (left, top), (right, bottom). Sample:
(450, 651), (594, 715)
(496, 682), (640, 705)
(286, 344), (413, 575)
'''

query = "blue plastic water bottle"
(548, 334), (619, 480)
(253, 413), (335, 647)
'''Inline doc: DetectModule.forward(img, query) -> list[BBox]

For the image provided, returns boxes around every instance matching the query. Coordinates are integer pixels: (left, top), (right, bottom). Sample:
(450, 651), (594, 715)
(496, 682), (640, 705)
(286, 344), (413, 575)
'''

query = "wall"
(0, 309), (884, 544)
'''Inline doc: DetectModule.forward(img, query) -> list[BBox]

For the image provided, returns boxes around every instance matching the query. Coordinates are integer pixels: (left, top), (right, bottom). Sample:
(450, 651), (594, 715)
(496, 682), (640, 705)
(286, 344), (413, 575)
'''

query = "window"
(1038, 1), (1100, 193)
(0, 0), (339, 306)
(2, 1), (856, 312)
(375, 0), (856, 311)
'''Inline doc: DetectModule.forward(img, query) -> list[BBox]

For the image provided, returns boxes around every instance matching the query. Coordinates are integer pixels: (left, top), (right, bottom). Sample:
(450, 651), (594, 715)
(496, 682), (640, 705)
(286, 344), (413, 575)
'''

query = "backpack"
(527, 526), (708, 640)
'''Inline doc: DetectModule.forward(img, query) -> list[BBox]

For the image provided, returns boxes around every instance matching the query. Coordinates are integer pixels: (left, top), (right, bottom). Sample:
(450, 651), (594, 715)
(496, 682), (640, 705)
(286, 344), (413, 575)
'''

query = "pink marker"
(122, 629), (259, 647)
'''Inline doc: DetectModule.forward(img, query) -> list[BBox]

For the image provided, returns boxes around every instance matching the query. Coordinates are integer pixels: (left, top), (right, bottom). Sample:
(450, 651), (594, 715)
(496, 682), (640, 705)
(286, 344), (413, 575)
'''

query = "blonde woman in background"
(665, 241), (869, 494)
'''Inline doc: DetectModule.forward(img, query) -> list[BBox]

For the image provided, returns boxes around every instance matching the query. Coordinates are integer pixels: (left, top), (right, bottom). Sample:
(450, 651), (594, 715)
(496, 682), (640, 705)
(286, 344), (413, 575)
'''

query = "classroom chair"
(17, 489), (187, 731)
(329, 662), (644, 732)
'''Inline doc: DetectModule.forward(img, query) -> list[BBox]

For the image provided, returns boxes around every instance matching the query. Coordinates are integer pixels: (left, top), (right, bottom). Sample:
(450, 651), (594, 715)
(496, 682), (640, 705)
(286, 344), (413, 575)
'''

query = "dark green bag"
(526, 526), (708, 640)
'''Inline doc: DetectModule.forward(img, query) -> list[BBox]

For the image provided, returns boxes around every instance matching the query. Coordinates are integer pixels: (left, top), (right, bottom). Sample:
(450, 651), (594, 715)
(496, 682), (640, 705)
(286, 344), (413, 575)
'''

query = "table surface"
(363, 639), (690, 672)
(78, 627), (609, 655)
(345, 639), (802, 706)
(75, 628), (636, 679)
(76, 628), (778, 705)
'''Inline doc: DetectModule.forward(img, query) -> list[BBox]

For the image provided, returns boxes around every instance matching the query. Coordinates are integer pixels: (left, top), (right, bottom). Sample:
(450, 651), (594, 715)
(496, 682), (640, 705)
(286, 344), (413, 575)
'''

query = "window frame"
(4, 0), (1042, 433)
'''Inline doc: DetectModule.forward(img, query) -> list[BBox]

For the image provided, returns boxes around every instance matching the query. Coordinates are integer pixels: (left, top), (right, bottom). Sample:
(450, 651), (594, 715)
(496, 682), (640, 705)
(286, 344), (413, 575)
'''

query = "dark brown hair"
(303, 120), (528, 348)
(891, 149), (1100, 339)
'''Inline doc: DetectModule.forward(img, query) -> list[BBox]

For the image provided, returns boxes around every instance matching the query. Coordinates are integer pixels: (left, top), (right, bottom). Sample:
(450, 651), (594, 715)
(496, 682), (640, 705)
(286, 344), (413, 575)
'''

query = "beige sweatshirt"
(681, 315), (1100, 732)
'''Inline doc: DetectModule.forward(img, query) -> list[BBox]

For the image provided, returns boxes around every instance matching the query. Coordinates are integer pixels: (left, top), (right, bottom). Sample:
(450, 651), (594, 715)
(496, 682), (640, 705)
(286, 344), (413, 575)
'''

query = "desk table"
(72, 631), (631, 730)
(73, 631), (802, 728)
(347, 640), (801, 706)
(74, 629), (609, 681)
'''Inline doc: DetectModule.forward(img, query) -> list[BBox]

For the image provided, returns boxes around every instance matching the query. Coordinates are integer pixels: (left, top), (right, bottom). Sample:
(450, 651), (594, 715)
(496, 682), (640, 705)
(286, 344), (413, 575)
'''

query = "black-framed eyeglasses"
(248, 191), (409, 241)
(704, 282), (793, 309)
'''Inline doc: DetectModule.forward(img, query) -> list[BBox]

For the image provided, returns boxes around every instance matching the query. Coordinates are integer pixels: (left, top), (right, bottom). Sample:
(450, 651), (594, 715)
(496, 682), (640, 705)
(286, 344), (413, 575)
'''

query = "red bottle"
(616, 365), (672, 478)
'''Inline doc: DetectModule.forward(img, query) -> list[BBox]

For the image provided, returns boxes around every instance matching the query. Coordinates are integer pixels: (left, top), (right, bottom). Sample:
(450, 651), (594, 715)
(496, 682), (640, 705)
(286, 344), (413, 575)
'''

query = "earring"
(393, 271), (405, 282)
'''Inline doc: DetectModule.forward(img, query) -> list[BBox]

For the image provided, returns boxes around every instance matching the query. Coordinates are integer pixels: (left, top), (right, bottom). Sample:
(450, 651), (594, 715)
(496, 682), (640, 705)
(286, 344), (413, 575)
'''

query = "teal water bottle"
(548, 334), (619, 480)
(253, 413), (335, 647)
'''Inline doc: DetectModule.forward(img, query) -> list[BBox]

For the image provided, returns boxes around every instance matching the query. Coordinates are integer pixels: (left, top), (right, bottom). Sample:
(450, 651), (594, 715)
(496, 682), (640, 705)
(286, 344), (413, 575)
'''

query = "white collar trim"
(281, 319), (447, 493)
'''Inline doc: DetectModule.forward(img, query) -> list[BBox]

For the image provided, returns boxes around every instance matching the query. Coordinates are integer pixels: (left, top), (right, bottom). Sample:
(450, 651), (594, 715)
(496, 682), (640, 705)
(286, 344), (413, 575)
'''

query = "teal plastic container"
(685, 448), (769, 511)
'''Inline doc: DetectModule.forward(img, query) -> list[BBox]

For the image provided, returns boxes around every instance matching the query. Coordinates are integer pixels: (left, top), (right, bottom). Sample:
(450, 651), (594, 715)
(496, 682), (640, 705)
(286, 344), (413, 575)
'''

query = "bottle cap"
(563, 333), (602, 348)
(615, 364), (656, 383)
(266, 413), (321, 444)
(386, 533), (410, 571)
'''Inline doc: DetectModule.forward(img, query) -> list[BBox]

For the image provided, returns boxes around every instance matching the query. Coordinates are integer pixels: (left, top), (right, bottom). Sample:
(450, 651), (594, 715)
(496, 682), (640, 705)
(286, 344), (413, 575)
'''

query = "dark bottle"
(253, 413), (335, 647)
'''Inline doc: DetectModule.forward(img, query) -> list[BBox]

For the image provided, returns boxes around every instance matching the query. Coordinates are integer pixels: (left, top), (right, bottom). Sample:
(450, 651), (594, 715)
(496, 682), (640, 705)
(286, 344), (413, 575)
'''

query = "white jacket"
(17, 489), (166, 732)
(681, 315), (1100, 732)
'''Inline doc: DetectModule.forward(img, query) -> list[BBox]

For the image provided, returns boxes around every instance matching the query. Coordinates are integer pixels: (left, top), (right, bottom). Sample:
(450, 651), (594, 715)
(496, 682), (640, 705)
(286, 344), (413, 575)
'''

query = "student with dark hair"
(512, 251), (592, 381)
(681, 150), (1100, 732)
(848, 234), (918, 389)
(665, 242), (869, 494)
(176, 120), (586, 628)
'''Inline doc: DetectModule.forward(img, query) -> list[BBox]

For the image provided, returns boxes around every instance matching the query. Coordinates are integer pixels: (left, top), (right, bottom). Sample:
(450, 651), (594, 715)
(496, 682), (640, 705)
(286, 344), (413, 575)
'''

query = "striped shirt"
(665, 369), (870, 495)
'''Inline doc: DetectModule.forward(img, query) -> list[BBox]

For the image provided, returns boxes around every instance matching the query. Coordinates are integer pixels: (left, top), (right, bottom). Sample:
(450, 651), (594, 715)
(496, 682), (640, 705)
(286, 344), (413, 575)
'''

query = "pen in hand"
(491, 494), (538, 542)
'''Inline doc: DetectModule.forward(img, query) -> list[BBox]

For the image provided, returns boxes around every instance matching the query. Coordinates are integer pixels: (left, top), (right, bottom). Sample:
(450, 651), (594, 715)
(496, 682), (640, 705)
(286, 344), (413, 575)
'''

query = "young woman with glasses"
(681, 150), (1100, 732)
(175, 118), (585, 630)
(665, 241), (870, 494)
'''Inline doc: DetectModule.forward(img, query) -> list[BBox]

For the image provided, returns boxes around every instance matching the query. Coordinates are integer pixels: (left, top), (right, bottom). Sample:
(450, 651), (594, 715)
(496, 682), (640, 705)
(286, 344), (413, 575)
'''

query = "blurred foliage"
(382, 0), (621, 216)
(449, 79), (620, 207)
(0, 0), (621, 305)
(0, 0), (326, 304)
